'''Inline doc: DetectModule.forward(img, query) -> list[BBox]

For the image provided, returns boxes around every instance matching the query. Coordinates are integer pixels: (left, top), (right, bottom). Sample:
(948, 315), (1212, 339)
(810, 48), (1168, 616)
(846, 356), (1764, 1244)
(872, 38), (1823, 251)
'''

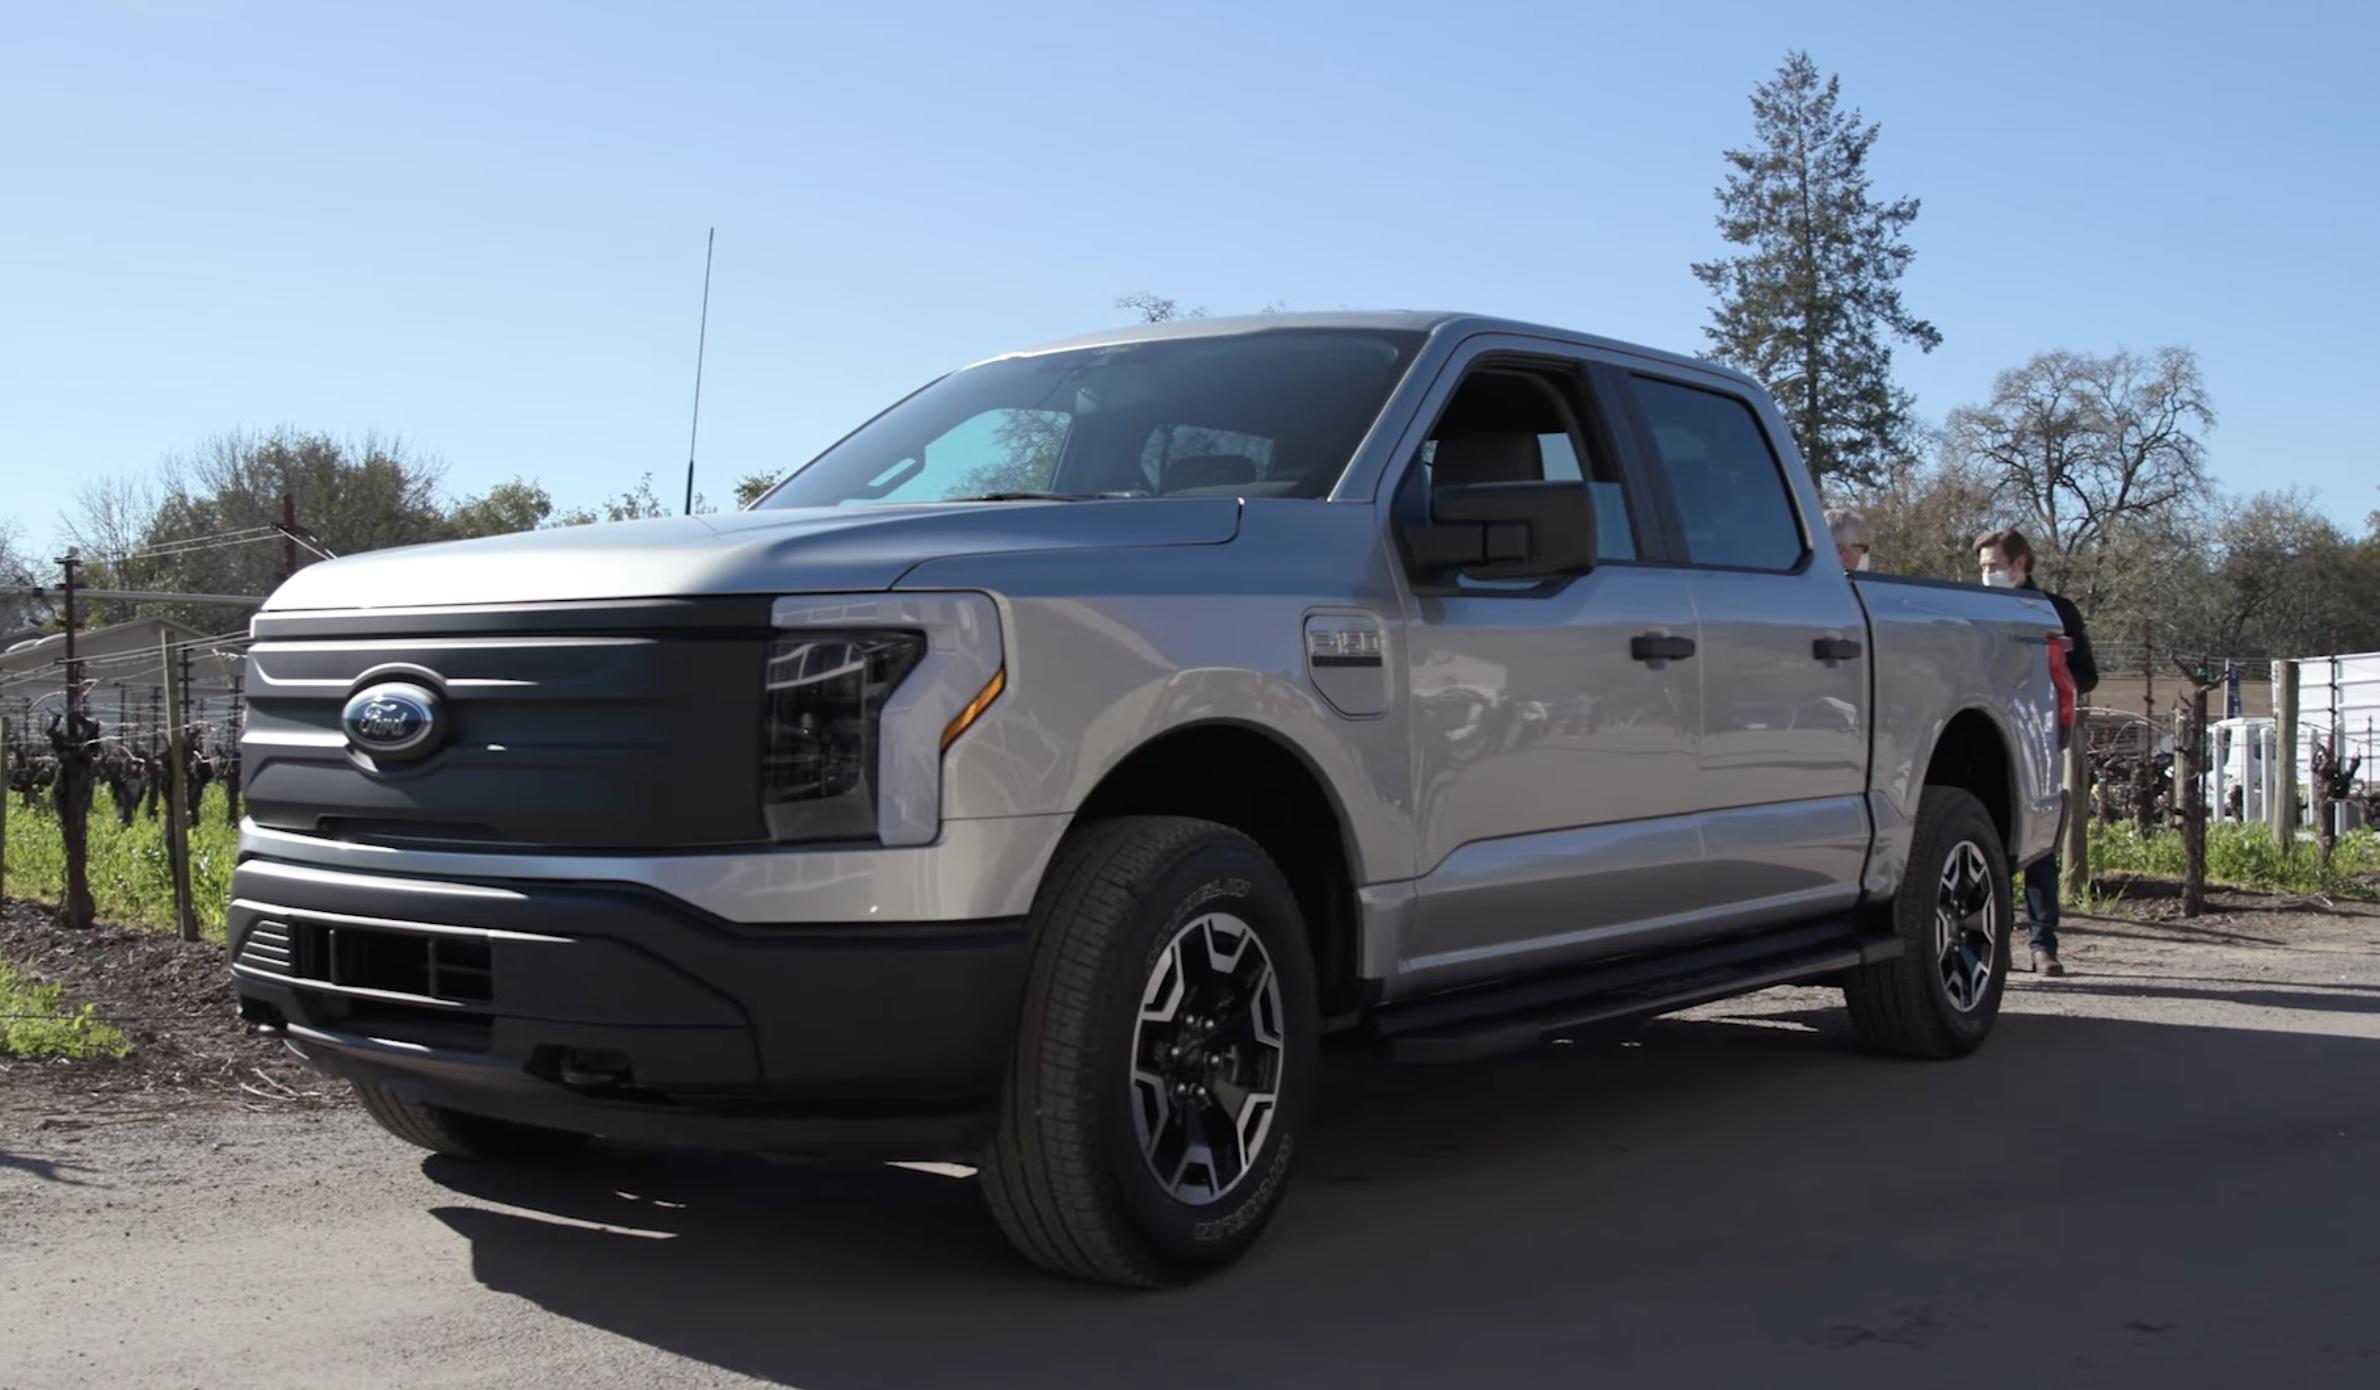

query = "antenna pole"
(684, 227), (715, 515)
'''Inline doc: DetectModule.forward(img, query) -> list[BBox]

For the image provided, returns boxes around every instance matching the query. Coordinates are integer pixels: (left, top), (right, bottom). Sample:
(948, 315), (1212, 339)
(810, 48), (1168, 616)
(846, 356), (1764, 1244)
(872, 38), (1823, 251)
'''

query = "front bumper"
(229, 856), (1030, 1161)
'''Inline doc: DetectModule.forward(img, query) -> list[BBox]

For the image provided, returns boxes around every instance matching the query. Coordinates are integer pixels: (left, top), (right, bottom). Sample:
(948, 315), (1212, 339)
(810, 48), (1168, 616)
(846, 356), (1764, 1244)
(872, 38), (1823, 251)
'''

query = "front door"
(1396, 344), (1703, 995)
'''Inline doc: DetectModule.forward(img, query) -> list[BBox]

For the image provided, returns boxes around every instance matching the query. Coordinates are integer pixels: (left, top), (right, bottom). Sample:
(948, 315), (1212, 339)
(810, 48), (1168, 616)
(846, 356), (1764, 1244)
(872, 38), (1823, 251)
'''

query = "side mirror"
(1401, 480), (1596, 582)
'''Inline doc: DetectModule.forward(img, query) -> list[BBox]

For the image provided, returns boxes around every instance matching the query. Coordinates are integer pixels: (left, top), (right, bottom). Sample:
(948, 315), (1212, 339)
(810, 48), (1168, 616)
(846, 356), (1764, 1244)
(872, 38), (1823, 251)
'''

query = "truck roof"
(995, 310), (1762, 392)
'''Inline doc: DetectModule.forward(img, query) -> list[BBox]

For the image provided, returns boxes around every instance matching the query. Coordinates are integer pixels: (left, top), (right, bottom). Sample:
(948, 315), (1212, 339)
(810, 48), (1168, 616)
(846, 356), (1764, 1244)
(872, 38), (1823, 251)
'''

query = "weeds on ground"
(2086, 822), (2380, 900)
(2, 786), (236, 939)
(0, 956), (132, 1060)
(2062, 876), (2136, 917)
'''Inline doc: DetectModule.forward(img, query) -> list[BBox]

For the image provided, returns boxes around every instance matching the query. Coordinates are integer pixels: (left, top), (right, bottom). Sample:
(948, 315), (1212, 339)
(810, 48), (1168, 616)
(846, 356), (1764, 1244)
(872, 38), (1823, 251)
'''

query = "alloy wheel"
(1129, 913), (1286, 1205)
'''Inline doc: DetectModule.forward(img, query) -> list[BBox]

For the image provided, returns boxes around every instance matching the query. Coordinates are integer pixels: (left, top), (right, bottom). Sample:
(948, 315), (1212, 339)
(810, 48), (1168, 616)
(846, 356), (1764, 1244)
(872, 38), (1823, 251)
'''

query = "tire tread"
(352, 1079), (588, 1160)
(981, 815), (1287, 1287)
(1844, 786), (2008, 1060)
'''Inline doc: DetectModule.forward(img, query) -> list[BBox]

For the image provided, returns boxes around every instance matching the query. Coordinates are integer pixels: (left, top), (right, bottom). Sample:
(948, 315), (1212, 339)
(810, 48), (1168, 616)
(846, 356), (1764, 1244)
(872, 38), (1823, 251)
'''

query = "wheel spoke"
(1169, 1094), (1230, 1199)
(1932, 839), (1997, 1014)
(1139, 939), (1186, 1024)
(1128, 911), (1284, 1206)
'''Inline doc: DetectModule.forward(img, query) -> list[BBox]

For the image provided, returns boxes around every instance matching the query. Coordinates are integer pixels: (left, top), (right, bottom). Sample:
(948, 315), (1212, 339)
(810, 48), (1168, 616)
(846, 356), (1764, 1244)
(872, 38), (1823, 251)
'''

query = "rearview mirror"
(1401, 481), (1597, 582)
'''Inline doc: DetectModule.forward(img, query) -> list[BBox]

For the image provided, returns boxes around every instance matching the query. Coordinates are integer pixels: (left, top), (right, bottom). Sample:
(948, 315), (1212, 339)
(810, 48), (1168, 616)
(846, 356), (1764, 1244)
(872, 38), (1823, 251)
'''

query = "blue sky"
(5, 0), (2374, 551)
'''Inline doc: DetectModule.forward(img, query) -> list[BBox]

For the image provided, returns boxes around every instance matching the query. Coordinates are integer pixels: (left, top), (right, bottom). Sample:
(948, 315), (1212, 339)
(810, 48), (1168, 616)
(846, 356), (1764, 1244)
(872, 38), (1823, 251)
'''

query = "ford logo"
(340, 681), (445, 762)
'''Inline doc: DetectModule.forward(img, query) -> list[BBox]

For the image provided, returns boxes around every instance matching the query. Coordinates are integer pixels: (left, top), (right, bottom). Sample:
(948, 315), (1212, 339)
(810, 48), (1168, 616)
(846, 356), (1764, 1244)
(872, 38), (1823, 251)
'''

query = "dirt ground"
(0, 899), (340, 1117)
(4, 888), (2378, 1389)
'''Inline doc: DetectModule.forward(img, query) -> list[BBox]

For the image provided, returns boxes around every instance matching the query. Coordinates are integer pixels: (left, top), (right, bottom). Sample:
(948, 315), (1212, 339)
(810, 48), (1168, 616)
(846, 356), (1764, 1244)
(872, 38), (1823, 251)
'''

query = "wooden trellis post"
(162, 633), (198, 941)
(2173, 657), (2222, 918)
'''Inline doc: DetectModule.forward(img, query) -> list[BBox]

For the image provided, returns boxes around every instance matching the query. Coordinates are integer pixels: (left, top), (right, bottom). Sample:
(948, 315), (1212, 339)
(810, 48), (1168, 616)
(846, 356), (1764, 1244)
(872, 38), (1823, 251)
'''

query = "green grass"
(2084, 820), (2380, 900)
(3, 785), (238, 940)
(0, 955), (132, 1060)
(6, 781), (2375, 933)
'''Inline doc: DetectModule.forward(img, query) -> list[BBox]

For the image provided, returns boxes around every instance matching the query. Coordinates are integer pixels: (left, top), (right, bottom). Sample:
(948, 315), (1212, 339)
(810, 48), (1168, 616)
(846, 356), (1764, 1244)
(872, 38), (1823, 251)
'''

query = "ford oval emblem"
(341, 681), (445, 762)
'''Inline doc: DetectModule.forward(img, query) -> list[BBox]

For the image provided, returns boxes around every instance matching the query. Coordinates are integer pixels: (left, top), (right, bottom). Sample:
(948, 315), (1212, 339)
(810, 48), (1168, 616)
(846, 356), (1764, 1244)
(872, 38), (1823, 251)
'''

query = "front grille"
(240, 919), (494, 1005)
(237, 920), (294, 973)
(239, 611), (768, 849)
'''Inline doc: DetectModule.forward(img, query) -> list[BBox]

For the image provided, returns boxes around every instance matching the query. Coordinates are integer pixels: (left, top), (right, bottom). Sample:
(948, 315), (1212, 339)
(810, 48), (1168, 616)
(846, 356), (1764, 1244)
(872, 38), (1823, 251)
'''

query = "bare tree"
(0, 519), (51, 636)
(1115, 293), (1207, 324)
(1842, 444), (2004, 582)
(1944, 346), (2214, 609)
(2202, 491), (2373, 656)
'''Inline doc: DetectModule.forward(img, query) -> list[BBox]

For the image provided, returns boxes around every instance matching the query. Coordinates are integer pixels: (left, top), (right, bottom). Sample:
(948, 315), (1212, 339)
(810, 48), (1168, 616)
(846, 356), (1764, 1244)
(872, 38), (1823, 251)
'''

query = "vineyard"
(6, 784), (238, 940)
(3, 785), (2371, 947)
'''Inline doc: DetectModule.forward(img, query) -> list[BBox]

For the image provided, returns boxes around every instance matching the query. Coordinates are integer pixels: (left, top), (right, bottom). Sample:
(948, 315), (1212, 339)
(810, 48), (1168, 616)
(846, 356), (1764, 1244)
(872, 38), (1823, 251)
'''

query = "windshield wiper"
(953, 490), (1147, 502)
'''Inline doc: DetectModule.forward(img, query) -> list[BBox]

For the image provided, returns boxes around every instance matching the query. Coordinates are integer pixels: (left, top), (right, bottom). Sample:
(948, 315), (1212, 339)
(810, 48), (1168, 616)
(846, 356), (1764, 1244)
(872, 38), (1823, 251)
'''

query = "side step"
(1374, 921), (1903, 1065)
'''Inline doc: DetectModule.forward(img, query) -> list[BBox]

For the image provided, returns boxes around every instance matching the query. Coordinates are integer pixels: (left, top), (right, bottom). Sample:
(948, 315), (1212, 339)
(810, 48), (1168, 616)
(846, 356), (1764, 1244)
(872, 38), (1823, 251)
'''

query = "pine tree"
(1692, 52), (1940, 489)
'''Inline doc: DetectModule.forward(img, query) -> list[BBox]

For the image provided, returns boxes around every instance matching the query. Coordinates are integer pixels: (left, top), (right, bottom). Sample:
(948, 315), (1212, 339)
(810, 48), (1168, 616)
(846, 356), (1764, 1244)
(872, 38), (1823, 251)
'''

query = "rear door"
(1607, 369), (1871, 926)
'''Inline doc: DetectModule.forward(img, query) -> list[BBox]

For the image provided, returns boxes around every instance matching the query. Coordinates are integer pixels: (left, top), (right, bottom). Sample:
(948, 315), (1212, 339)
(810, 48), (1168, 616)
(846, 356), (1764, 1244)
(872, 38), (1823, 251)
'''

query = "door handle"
(1812, 637), (1864, 662)
(1630, 633), (1696, 663)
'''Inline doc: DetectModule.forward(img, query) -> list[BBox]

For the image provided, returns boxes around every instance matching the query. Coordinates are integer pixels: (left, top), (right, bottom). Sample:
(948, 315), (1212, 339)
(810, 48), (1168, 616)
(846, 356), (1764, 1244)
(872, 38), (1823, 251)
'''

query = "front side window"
(1415, 366), (1638, 564)
(759, 329), (1424, 507)
(1627, 376), (1806, 571)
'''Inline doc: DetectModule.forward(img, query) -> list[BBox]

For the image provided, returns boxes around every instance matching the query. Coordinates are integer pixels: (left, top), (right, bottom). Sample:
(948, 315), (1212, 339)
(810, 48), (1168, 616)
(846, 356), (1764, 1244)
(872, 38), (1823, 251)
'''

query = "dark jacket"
(2025, 580), (2098, 695)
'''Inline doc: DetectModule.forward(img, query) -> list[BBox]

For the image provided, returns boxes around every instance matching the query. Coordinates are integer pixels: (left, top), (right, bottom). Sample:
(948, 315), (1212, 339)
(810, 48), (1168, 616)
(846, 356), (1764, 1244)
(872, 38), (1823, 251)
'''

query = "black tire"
(980, 816), (1320, 1287)
(353, 1079), (592, 1160)
(1843, 786), (2013, 1059)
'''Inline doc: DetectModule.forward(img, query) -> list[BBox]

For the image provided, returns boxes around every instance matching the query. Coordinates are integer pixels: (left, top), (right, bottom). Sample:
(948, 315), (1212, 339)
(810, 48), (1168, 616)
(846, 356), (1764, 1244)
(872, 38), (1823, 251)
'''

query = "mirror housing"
(1402, 480), (1597, 582)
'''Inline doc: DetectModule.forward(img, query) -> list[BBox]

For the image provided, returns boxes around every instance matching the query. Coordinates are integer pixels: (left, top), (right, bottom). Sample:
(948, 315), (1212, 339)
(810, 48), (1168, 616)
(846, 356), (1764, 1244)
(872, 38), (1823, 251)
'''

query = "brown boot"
(2032, 949), (2066, 977)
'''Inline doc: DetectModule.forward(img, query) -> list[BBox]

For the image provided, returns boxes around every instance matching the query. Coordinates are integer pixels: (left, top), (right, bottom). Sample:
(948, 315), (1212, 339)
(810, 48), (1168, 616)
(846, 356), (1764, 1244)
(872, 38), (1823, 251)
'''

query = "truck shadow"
(424, 1011), (2380, 1388)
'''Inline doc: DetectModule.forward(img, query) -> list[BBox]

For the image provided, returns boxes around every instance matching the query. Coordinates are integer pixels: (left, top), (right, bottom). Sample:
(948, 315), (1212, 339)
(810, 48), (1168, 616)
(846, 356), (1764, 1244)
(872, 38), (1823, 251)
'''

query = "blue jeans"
(2024, 856), (2060, 956)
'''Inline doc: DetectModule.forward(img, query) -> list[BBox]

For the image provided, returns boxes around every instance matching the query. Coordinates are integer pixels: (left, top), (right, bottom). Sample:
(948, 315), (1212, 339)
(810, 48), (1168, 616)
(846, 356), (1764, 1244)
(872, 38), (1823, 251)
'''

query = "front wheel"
(353, 1080), (592, 1161)
(1843, 786), (2013, 1058)
(980, 816), (1319, 1287)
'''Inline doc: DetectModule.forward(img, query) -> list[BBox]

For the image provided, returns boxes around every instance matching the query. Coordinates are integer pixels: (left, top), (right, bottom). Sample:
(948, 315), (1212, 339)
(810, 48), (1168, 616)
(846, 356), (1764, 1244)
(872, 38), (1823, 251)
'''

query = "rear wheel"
(1843, 786), (2012, 1058)
(981, 816), (1319, 1287)
(353, 1080), (592, 1160)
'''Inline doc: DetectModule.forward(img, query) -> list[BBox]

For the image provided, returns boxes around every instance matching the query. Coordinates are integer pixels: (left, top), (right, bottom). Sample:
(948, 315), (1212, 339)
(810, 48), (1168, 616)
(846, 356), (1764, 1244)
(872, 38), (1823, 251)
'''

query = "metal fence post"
(2273, 660), (2299, 850)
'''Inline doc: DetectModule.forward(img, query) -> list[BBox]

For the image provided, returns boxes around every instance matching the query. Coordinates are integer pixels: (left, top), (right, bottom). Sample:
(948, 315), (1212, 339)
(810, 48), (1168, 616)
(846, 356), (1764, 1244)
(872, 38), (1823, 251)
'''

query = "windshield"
(758, 328), (1426, 507)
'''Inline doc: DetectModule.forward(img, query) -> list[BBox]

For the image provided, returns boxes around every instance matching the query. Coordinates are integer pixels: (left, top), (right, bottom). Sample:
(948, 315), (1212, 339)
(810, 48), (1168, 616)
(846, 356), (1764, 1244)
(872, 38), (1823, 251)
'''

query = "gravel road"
(7, 897), (2378, 1389)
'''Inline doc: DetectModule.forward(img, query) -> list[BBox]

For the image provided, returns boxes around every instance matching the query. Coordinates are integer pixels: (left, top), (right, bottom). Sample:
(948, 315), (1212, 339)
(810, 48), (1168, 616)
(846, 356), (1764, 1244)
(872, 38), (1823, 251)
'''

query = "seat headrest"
(1430, 432), (1542, 486)
(1164, 453), (1259, 491)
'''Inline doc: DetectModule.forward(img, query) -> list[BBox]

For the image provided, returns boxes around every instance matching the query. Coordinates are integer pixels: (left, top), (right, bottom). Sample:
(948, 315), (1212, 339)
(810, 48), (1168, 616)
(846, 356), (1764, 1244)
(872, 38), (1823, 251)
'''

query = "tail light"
(2046, 635), (2078, 732)
(760, 631), (923, 842)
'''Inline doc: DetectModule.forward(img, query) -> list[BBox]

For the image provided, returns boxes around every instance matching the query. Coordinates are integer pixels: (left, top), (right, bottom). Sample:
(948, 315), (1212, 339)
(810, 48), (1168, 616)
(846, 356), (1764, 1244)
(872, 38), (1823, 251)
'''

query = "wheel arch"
(1069, 719), (1365, 1021)
(1922, 707), (2018, 852)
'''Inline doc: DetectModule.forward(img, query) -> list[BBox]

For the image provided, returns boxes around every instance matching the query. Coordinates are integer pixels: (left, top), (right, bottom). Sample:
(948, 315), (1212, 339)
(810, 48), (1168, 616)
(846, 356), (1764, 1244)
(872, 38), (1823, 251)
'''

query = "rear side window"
(1627, 376), (1805, 572)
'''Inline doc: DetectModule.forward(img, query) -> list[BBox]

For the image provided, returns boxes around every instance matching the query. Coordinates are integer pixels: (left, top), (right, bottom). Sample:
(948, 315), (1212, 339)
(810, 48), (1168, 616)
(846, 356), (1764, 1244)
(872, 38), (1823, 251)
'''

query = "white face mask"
(1854, 551), (1872, 572)
(1980, 566), (2017, 589)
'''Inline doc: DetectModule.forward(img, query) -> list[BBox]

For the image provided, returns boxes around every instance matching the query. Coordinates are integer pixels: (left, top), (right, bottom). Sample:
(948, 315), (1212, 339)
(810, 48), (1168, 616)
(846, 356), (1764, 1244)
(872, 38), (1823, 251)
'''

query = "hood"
(261, 498), (1242, 611)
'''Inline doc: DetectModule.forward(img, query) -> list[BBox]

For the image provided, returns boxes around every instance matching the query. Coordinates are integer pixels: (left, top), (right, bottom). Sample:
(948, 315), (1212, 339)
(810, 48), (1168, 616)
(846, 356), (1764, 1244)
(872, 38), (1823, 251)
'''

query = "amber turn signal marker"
(941, 668), (1006, 751)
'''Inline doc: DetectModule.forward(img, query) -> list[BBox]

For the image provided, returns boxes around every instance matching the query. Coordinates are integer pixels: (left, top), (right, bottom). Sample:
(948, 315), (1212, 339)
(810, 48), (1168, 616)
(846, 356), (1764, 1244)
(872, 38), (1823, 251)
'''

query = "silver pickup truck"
(230, 311), (2076, 1285)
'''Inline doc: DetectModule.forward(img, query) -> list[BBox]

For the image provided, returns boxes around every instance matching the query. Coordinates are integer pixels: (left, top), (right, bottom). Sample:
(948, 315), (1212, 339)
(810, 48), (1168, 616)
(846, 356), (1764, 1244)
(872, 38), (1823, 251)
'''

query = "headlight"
(761, 630), (924, 842)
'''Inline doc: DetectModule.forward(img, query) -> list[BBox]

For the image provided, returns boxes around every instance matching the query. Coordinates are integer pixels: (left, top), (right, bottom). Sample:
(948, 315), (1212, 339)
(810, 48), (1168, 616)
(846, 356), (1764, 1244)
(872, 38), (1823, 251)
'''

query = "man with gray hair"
(1826, 507), (1873, 571)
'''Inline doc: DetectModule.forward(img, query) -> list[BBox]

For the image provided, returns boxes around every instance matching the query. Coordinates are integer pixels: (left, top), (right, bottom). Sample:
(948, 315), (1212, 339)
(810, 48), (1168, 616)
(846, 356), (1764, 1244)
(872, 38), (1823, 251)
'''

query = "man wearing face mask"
(1827, 508), (1874, 571)
(1977, 528), (2097, 975)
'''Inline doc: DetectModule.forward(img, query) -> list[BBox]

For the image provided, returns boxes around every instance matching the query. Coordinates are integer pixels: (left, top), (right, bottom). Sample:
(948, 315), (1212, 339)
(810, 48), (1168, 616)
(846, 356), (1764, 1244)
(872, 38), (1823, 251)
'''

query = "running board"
(1374, 922), (1902, 1065)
